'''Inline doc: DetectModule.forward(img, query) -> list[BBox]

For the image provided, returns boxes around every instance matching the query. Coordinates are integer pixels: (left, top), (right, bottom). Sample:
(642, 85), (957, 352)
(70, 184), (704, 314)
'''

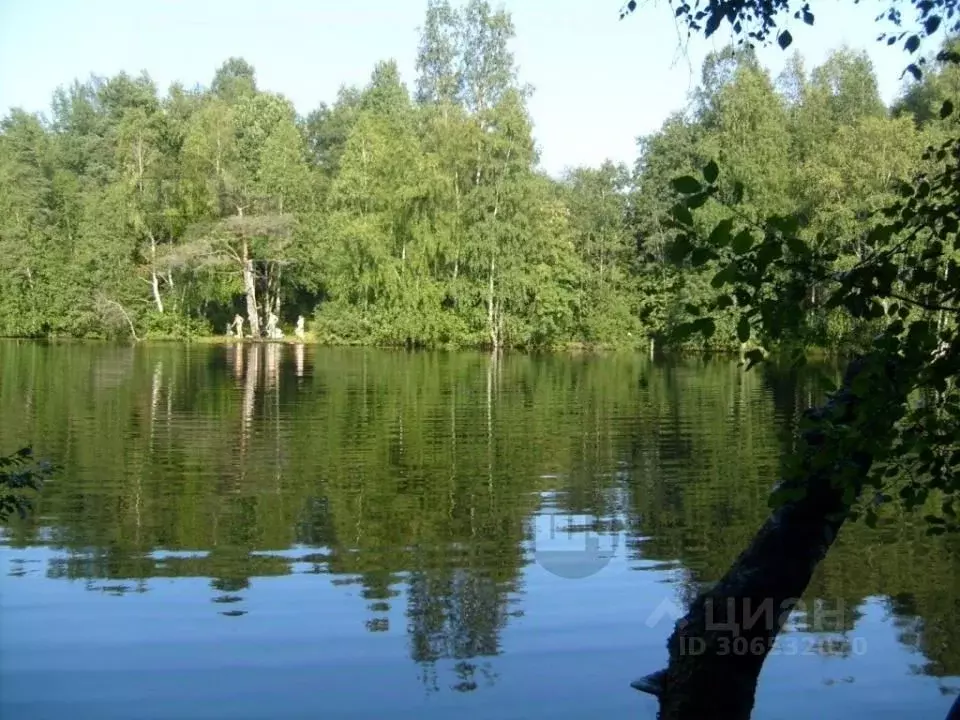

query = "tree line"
(0, 0), (957, 351)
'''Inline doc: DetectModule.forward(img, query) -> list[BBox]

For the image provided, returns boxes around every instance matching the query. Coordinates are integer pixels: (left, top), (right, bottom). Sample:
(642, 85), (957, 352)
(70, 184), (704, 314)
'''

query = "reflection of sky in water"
(1, 346), (958, 719)
(2, 541), (957, 720)
(529, 513), (620, 554)
(527, 488), (626, 557)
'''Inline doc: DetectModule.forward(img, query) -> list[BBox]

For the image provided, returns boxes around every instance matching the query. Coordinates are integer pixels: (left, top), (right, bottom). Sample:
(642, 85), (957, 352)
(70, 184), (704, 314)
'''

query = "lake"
(1, 341), (958, 719)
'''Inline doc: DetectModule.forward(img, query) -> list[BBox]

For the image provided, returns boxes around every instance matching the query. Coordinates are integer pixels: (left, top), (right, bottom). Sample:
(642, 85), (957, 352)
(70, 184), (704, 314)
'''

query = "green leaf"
(769, 215), (800, 236)
(684, 303), (701, 317)
(737, 316), (751, 343)
(690, 317), (717, 339)
(670, 322), (697, 342)
(941, 99), (954, 119)
(778, 30), (793, 49)
(716, 294), (734, 310)
(690, 246), (714, 268)
(671, 203), (694, 227)
(786, 236), (807, 255)
(744, 348), (764, 370)
(671, 176), (702, 194)
(703, 160), (719, 184)
(667, 234), (694, 264)
(905, 35), (920, 53)
(802, 8), (814, 24)
(866, 223), (895, 246)
(704, 10), (722, 37)
(756, 240), (782, 270)
(924, 16), (941, 34)
(694, 317), (716, 338)
(708, 218), (734, 247)
(731, 230), (754, 254)
(711, 264), (736, 288)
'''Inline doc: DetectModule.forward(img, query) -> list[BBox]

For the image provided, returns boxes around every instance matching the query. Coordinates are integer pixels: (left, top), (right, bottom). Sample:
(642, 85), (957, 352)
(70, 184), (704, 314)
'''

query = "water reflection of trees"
(0, 343), (957, 690)
(623, 357), (960, 675)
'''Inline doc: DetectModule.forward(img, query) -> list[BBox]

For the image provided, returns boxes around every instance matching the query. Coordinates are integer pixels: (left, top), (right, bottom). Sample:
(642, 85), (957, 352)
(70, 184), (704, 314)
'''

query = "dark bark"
(632, 356), (906, 719)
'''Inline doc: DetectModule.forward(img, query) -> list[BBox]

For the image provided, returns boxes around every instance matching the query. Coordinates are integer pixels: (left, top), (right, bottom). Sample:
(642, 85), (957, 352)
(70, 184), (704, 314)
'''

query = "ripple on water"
(0, 344), (957, 719)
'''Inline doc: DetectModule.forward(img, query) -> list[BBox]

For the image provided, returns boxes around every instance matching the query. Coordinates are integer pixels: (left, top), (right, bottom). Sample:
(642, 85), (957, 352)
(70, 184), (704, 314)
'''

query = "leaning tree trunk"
(633, 355), (905, 719)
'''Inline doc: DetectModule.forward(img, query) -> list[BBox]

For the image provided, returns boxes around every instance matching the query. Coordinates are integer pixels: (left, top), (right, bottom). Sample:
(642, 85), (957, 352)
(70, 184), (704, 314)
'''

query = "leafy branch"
(620, 0), (959, 78)
(660, 114), (960, 533)
(0, 447), (55, 522)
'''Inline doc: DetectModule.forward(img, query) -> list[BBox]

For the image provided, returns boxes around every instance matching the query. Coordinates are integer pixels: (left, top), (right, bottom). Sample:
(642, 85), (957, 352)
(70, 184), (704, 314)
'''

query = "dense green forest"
(0, 0), (957, 350)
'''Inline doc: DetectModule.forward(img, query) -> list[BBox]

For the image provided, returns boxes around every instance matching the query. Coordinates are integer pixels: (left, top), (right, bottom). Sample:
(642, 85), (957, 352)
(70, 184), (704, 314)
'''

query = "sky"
(0, 0), (930, 177)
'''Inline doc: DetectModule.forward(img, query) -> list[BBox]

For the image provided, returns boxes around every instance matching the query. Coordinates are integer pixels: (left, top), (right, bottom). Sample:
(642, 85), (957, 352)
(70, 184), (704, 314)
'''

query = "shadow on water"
(0, 340), (957, 717)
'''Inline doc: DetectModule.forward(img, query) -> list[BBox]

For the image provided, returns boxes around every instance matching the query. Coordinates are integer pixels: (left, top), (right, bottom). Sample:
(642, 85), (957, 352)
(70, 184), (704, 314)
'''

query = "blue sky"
(0, 0), (928, 176)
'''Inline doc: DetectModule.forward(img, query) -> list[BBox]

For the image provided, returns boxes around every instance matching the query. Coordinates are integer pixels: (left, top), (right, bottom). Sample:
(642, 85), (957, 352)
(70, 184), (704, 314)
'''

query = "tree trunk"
(149, 231), (163, 314)
(452, 172), (461, 307)
(150, 270), (163, 313)
(632, 356), (905, 719)
(242, 238), (260, 338)
(488, 256), (499, 350)
(272, 263), (282, 318)
(100, 296), (140, 342)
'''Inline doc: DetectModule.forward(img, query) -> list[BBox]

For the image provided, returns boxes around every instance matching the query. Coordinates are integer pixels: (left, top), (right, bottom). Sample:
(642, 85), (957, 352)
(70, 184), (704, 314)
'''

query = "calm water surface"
(1, 341), (958, 719)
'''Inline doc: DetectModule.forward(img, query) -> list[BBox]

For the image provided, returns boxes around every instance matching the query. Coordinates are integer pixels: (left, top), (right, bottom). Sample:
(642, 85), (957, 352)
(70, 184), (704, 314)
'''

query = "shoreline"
(0, 334), (844, 361)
